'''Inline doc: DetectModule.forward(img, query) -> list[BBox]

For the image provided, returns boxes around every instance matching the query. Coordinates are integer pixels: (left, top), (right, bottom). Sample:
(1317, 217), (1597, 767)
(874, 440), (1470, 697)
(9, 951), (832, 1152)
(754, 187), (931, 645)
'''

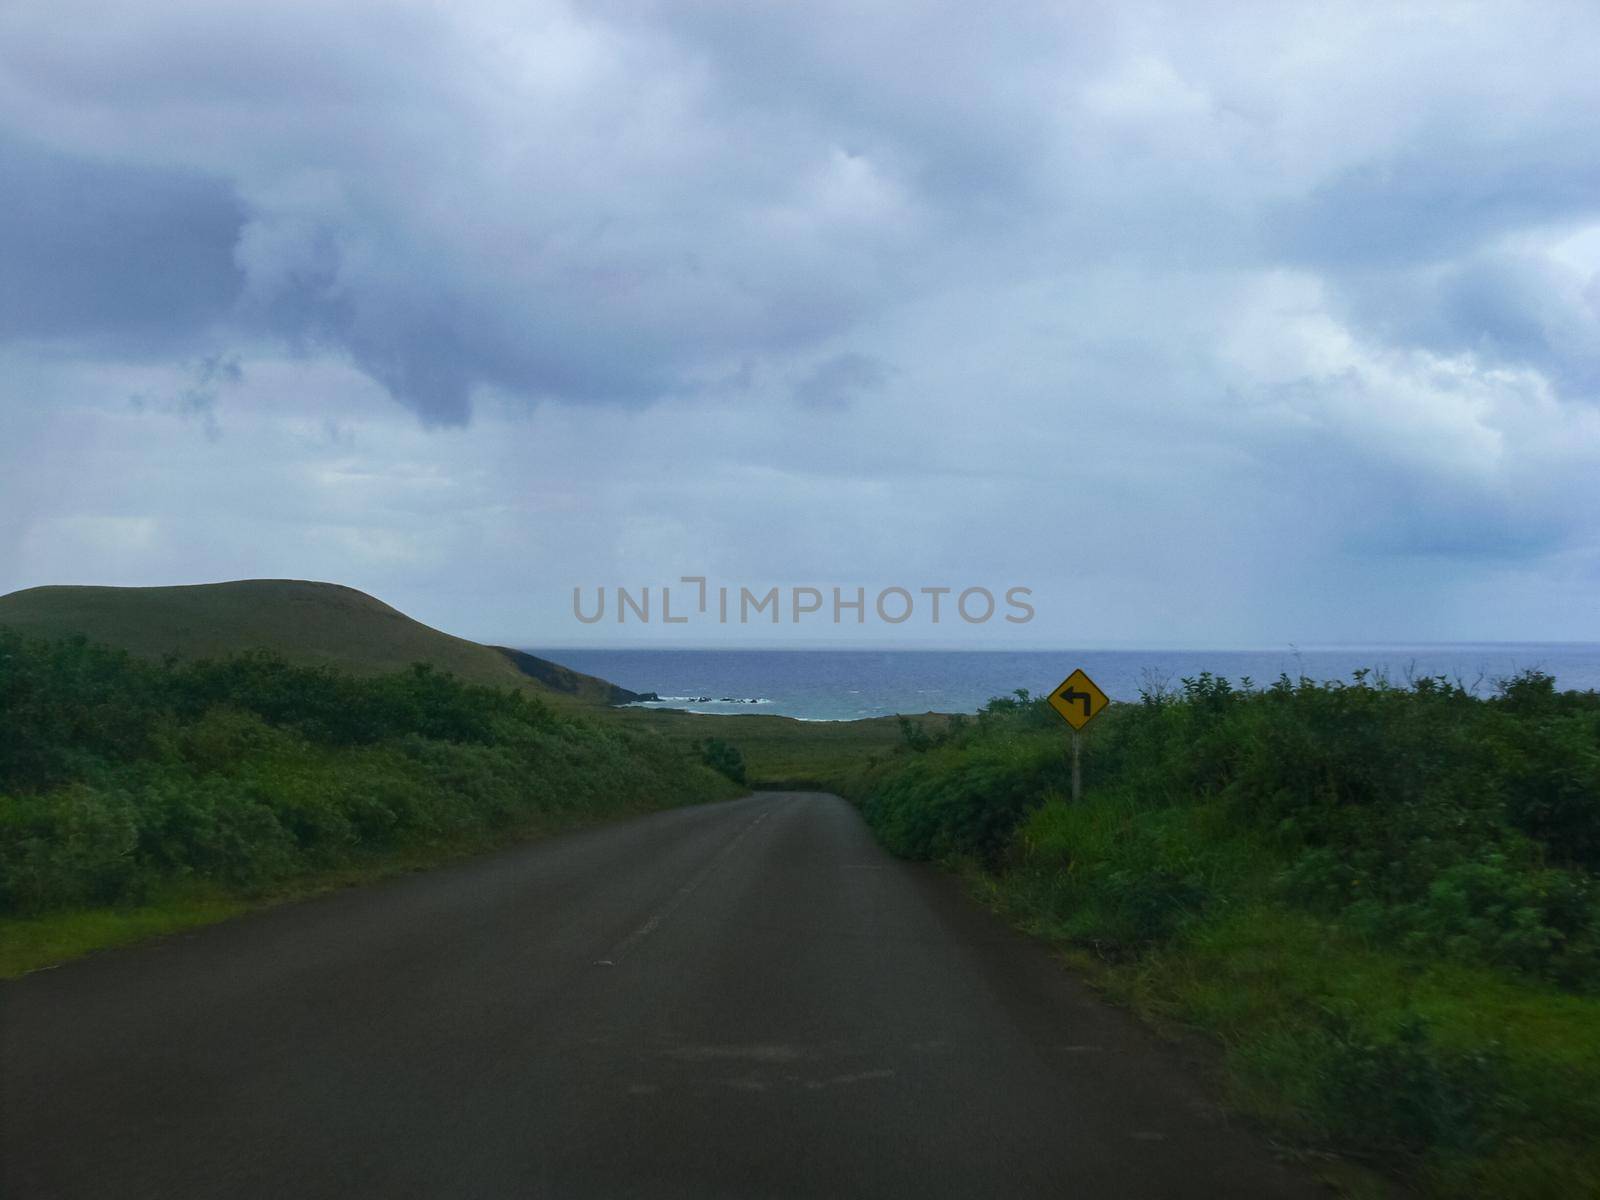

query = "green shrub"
(0, 785), (143, 910)
(1496, 712), (1600, 871)
(855, 668), (1600, 1191)
(864, 731), (1063, 864)
(0, 630), (735, 914)
(694, 738), (747, 784)
(860, 670), (1600, 987)
(1307, 1013), (1519, 1156)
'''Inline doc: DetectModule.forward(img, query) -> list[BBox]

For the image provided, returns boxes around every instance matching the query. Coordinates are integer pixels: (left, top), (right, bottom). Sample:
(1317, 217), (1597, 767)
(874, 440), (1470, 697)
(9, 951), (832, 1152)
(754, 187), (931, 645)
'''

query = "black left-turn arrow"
(1060, 687), (1091, 716)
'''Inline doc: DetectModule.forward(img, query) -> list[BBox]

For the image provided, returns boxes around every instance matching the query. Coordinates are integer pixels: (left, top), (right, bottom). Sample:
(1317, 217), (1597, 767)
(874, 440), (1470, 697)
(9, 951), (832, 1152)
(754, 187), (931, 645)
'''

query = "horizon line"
(514, 640), (1600, 654)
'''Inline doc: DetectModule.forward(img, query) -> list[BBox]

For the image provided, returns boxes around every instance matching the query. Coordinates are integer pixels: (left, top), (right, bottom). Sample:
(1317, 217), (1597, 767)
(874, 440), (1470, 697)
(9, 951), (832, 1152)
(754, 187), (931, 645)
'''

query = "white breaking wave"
(631, 696), (772, 706)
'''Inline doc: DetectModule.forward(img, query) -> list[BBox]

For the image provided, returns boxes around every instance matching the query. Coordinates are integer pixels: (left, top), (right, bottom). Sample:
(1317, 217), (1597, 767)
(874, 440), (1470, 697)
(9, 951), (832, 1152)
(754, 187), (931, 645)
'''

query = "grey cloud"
(608, 1), (1093, 210)
(1433, 259), (1600, 396)
(1317, 250), (1600, 402)
(1328, 453), (1572, 563)
(0, 133), (243, 349)
(1265, 124), (1600, 269)
(9, 1), (1600, 428)
(1237, 395), (1576, 567)
(792, 352), (891, 409)
(4, 4), (912, 422)
(128, 353), (242, 440)
(5, 1), (1600, 643)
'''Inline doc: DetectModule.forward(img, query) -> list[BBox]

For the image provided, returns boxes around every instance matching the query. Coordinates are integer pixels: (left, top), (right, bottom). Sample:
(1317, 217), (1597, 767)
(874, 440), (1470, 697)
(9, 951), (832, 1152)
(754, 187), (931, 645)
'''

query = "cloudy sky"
(3, 0), (1599, 648)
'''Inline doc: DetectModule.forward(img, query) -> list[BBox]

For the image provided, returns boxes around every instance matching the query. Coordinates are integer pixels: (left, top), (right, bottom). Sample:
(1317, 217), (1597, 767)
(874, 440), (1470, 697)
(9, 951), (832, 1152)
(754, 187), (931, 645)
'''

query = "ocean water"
(532, 645), (1600, 722)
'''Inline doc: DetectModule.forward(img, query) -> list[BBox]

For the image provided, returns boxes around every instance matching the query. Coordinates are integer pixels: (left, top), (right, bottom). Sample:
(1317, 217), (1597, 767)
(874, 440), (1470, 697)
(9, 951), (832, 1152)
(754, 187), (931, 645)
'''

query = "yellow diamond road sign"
(1048, 668), (1109, 730)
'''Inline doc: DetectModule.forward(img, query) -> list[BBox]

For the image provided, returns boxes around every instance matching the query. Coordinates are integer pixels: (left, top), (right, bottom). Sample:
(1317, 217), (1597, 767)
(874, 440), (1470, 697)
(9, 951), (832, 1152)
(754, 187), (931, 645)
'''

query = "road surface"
(2, 792), (1321, 1198)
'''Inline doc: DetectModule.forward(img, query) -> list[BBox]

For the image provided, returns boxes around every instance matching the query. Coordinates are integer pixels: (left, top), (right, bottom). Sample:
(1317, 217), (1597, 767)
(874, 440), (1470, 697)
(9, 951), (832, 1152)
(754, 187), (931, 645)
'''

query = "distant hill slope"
(0, 580), (640, 705)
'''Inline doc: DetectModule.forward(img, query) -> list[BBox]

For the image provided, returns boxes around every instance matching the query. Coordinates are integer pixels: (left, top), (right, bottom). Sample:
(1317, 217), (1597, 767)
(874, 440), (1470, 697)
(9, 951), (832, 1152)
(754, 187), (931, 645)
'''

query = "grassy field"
(606, 704), (940, 790)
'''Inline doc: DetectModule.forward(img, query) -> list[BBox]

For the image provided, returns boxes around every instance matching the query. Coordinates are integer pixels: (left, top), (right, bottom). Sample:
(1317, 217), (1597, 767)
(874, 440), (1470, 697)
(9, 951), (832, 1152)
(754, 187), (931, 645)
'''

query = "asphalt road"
(2, 792), (1322, 1198)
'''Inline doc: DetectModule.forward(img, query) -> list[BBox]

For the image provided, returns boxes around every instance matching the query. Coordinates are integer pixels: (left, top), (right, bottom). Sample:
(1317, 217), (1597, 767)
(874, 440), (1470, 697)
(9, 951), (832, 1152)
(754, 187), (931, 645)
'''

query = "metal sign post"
(1072, 730), (1081, 805)
(1048, 668), (1108, 802)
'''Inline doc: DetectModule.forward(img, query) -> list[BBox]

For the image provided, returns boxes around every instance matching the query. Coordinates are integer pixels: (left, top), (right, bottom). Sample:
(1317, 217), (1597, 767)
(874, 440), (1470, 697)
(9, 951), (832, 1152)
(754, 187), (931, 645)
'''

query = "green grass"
(604, 705), (938, 791)
(0, 889), (249, 977)
(0, 579), (630, 704)
(1025, 899), (1600, 1197)
(986, 801), (1600, 1195)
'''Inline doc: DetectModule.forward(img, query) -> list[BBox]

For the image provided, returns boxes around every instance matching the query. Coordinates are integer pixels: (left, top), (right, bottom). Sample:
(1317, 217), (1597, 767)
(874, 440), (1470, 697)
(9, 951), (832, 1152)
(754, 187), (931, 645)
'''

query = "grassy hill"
(0, 580), (638, 705)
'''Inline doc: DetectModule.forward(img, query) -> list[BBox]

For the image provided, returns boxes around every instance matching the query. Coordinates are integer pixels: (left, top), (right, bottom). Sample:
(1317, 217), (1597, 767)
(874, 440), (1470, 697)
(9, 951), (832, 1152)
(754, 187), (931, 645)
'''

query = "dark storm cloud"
(2, 1), (918, 422)
(0, 133), (244, 349)
(8, 1), (1596, 430)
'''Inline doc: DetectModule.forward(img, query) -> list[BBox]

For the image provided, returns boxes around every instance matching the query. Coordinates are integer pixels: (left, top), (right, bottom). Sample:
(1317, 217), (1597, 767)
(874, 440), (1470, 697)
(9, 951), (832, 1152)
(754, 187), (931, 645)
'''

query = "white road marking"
(596, 806), (778, 965)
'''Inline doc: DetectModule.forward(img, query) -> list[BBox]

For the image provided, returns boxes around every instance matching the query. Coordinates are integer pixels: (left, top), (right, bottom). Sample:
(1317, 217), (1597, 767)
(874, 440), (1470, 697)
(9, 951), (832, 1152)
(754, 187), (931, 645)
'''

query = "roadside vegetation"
(610, 703), (938, 790)
(0, 630), (739, 975)
(853, 670), (1600, 1198)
